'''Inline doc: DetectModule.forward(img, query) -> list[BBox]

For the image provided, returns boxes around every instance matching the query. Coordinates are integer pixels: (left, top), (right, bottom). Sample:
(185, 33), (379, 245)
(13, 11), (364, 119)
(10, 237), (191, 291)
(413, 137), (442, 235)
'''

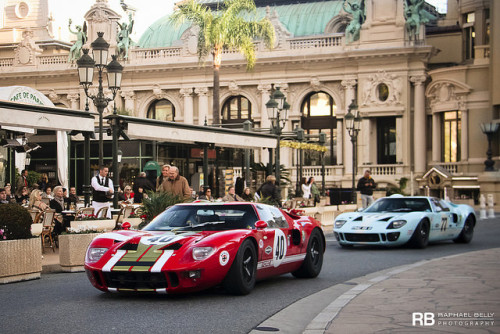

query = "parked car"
(333, 195), (476, 248)
(85, 202), (325, 295)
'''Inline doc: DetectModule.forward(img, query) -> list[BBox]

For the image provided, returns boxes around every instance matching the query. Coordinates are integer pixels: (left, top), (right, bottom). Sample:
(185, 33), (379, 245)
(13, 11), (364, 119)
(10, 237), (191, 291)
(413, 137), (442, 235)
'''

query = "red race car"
(85, 202), (325, 295)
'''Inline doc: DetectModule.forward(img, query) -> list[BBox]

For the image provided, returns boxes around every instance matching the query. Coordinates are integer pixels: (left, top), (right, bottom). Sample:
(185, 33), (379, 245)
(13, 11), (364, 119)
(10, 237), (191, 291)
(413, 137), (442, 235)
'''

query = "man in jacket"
(257, 175), (281, 207)
(16, 169), (29, 196)
(222, 186), (244, 202)
(91, 166), (113, 218)
(163, 166), (191, 202)
(357, 169), (377, 209)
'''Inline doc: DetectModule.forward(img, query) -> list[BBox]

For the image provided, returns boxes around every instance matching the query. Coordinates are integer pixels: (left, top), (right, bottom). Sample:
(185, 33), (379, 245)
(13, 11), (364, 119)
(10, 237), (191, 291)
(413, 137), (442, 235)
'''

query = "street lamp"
(345, 99), (362, 205)
(480, 122), (499, 171)
(76, 32), (123, 166)
(266, 86), (289, 187)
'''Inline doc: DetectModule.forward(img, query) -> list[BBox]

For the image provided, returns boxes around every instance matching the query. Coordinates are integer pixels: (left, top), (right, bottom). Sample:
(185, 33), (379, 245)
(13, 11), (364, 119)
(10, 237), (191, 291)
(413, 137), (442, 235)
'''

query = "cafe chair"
(41, 197), (50, 206)
(40, 209), (56, 252)
(95, 206), (109, 219)
(76, 207), (94, 218)
(28, 209), (41, 223)
(114, 205), (134, 229)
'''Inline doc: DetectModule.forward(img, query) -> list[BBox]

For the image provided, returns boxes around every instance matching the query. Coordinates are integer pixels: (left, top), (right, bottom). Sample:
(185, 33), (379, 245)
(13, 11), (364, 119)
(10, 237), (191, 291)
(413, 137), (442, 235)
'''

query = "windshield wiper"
(391, 208), (413, 212)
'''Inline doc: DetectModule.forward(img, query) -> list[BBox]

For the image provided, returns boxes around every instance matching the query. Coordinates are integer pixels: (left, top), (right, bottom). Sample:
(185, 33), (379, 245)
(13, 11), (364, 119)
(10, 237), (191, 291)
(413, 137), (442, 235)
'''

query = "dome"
(138, 0), (344, 48)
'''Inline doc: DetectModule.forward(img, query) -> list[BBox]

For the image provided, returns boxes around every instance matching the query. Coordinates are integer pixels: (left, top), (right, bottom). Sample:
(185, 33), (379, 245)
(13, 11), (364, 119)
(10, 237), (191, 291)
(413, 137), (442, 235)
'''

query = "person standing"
(357, 169), (377, 209)
(16, 169), (29, 197)
(156, 165), (170, 192)
(163, 166), (191, 202)
(309, 177), (321, 206)
(222, 186), (244, 202)
(257, 175), (281, 207)
(301, 177), (312, 200)
(134, 172), (154, 194)
(91, 166), (113, 218)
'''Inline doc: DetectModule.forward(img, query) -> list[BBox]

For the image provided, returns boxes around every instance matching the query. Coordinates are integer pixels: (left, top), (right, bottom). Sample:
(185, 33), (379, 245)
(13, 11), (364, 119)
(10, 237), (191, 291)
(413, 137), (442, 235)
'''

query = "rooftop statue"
(404, 0), (428, 41)
(343, 0), (365, 44)
(68, 19), (87, 62)
(117, 13), (134, 60)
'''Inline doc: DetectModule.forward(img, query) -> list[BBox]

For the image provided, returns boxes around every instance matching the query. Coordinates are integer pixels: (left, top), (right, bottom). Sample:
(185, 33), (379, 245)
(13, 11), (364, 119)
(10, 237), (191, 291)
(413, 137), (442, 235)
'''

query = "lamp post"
(76, 32), (123, 167)
(345, 99), (362, 205)
(480, 122), (499, 171)
(295, 127), (304, 196)
(266, 86), (289, 186)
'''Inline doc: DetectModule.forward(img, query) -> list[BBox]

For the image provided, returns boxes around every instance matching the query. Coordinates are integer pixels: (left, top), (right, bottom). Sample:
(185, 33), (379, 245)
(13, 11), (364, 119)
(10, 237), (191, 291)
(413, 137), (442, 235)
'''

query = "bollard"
(487, 194), (495, 218)
(480, 194), (487, 219)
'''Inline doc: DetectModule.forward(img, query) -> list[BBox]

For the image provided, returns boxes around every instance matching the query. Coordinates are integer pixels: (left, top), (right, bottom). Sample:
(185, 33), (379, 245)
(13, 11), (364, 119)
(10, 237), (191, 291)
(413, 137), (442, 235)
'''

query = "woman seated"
(241, 187), (254, 202)
(49, 186), (70, 234)
(198, 188), (214, 201)
(42, 186), (53, 200)
(119, 185), (134, 204)
(16, 186), (30, 205)
(29, 189), (48, 212)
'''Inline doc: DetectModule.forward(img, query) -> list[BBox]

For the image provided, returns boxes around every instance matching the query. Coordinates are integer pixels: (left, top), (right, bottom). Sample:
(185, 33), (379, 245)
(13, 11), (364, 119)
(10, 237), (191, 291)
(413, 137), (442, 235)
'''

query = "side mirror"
(255, 220), (268, 229)
(121, 222), (131, 230)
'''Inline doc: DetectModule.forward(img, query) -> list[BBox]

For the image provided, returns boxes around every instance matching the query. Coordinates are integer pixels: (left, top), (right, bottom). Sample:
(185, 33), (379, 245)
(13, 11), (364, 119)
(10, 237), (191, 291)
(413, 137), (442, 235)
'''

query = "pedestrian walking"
(357, 169), (377, 209)
(163, 166), (191, 201)
(156, 164), (170, 192)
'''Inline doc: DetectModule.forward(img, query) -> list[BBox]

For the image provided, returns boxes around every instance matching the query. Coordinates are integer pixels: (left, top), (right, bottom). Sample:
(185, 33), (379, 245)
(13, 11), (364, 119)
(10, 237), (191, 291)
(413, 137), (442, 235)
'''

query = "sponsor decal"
(219, 251), (230, 266)
(272, 229), (287, 267)
(352, 226), (372, 230)
(265, 246), (272, 255)
(259, 239), (264, 248)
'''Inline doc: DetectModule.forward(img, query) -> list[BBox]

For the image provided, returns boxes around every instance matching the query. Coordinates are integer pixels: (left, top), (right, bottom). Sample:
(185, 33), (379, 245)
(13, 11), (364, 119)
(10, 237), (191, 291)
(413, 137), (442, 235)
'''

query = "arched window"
(147, 99), (175, 121)
(301, 92), (337, 165)
(222, 95), (251, 124)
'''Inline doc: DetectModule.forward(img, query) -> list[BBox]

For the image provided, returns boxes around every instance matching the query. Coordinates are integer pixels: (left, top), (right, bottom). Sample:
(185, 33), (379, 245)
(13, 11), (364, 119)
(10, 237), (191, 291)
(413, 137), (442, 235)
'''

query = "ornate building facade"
(0, 0), (498, 204)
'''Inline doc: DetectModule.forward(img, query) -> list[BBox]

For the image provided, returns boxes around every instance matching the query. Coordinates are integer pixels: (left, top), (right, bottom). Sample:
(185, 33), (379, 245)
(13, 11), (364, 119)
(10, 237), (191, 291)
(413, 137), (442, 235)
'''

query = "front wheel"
(408, 220), (429, 249)
(223, 239), (257, 295)
(453, 215), (474, 243)
(292, 229), (324, 278)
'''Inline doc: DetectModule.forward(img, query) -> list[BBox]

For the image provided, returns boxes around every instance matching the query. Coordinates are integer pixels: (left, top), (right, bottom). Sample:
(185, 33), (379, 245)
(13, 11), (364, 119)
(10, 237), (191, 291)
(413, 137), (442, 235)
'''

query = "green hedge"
(0, 204), (33, 240)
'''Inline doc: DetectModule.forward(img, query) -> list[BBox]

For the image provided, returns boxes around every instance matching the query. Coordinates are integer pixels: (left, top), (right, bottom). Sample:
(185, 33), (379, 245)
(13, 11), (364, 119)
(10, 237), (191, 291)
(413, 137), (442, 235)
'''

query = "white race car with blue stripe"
(333, 195), (476, 248)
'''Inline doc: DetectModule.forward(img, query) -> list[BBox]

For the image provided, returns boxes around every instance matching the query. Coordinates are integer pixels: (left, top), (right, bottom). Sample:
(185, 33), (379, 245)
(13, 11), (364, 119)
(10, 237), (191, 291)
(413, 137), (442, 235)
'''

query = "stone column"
(336, 119), (343, 165)
(67, 92), (80, 110)
(432, 113), (441, 162)
(411, 75), (426, 174)
(258, 84), (272, 165)
(180, 88), (194, 124)
(396, 116), (403, 163)
(460, 105), (468, 161)
(341, 79), (357, 176)
(120, 90), (135, 116)
(195, 87), (209, 125)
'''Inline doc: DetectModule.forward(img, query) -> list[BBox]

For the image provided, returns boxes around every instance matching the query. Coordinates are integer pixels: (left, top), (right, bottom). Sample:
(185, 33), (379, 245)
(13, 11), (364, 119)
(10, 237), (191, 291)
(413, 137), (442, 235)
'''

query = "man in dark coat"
(257, 175), (281, 207)
(357, 169), (377, 209)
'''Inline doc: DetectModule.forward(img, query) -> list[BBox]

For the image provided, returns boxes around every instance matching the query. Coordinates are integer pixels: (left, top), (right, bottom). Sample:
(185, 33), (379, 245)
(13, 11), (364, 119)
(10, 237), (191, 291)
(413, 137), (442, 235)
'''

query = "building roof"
(138, 0), (343, 48)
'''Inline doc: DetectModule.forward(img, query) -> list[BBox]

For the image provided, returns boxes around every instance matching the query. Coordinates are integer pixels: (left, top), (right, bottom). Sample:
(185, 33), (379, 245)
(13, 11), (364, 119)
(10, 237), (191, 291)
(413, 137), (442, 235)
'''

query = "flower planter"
(59, 233), (100, 272)
(0, 238), (42, 284)
(70, 219), (116, 232)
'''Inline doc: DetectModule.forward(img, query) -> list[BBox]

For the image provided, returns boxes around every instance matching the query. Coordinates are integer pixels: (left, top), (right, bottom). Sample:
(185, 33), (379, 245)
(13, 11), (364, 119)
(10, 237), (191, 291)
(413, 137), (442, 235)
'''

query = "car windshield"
(143, 204), (258, 232)
(363, 198), (432, 213)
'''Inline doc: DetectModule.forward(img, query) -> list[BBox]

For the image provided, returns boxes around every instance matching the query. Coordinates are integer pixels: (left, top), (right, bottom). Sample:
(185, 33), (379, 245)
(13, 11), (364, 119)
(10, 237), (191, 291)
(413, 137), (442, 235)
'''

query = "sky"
(50, 0), (449, 42)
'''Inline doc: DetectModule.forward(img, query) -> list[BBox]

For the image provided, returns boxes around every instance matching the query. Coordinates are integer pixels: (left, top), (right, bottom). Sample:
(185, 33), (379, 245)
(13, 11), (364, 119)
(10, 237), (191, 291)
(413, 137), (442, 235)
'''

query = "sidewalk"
(307, 248), (500, 333)
(41, 247), (62, 273)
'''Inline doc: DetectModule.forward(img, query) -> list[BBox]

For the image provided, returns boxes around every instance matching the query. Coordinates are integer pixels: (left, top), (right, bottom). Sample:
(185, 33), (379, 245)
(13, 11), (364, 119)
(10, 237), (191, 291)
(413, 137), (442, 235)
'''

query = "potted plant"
(137, 191), (183, 229)
(59, 226), (100, 272)
(0, 204), (42, 283)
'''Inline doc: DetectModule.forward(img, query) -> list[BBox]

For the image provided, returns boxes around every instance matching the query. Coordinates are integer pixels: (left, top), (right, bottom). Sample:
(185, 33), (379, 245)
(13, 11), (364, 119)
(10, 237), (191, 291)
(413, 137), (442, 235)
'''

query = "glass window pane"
(309, 92), (331, 116)
(241, 98), (249, 119)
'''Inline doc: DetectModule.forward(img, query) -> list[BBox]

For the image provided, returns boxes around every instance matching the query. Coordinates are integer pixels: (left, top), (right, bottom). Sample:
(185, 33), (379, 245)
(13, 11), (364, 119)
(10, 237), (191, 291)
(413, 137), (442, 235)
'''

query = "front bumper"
(334, 230), (405, 246)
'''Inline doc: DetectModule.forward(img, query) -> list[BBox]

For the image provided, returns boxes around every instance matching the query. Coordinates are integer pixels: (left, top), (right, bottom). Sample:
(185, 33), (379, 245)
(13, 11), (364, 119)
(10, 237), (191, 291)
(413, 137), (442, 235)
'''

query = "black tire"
(223, 239), (257, 295)
(453, 215), (474, 244)
(409, 220), (429, 249)
(292, 229), (324, 278)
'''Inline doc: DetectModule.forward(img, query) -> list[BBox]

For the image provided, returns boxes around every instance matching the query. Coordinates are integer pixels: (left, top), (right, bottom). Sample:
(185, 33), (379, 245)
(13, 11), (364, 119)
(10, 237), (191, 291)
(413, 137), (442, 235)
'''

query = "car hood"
(338, 212), (409, 225)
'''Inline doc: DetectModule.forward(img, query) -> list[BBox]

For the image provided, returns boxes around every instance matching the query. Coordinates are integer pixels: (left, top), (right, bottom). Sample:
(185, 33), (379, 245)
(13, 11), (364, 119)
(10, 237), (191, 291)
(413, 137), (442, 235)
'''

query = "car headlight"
(192, 247), (215, 261)
(334, 220), (347, 229)
(86, 247), (108, 263)
(388, 220), (407, 229)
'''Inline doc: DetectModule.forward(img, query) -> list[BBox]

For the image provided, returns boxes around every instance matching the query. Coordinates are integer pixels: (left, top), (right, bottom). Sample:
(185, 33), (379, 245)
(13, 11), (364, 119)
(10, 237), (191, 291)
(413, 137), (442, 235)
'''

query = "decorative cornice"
(194, 87), (209, 96)
(180, 88), (193, 97)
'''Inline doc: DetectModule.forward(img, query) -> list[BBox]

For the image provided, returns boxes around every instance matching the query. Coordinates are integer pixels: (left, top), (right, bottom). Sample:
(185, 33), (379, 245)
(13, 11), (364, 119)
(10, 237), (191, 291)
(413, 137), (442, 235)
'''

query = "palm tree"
(171, 0), (275, 125)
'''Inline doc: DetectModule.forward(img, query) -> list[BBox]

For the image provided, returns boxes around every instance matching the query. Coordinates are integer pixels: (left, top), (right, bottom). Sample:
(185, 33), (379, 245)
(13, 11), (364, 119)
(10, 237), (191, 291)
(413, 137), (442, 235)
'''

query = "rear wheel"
(292, 229), (324, 278)
(223, 239), (257, 295)
(409, 220), (429, 249)
(453, 215), (474, 243)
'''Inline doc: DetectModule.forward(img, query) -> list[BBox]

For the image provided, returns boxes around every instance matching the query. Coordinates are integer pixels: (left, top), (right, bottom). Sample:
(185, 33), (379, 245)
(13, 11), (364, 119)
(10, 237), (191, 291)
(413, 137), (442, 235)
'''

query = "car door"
(429, 198), (454, 240)
(254, 205), (291, 277)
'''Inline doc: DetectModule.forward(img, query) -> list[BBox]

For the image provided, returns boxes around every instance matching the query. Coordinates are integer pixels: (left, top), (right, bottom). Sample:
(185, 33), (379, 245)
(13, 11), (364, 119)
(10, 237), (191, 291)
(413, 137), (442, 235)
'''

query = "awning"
(0, 99), (96, 132)
(113, 115), (277, 149)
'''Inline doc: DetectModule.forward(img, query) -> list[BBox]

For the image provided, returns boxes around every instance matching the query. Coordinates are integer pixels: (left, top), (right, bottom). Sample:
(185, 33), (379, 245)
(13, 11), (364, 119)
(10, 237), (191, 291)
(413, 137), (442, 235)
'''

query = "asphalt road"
(1, 217), (499, 334)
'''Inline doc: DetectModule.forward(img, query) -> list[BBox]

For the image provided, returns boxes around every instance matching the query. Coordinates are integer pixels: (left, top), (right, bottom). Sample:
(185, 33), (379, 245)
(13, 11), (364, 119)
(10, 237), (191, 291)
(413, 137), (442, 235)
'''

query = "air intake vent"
(120, 243), (139, 251)
(378, 217), (392, 222)
(161, 243), (183, 251)
(353, 216), (363, 221)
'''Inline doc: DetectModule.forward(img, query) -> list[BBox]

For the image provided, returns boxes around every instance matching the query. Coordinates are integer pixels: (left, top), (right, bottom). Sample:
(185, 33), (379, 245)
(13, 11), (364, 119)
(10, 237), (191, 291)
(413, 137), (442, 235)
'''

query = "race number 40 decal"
(273, 229), (287, 267)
